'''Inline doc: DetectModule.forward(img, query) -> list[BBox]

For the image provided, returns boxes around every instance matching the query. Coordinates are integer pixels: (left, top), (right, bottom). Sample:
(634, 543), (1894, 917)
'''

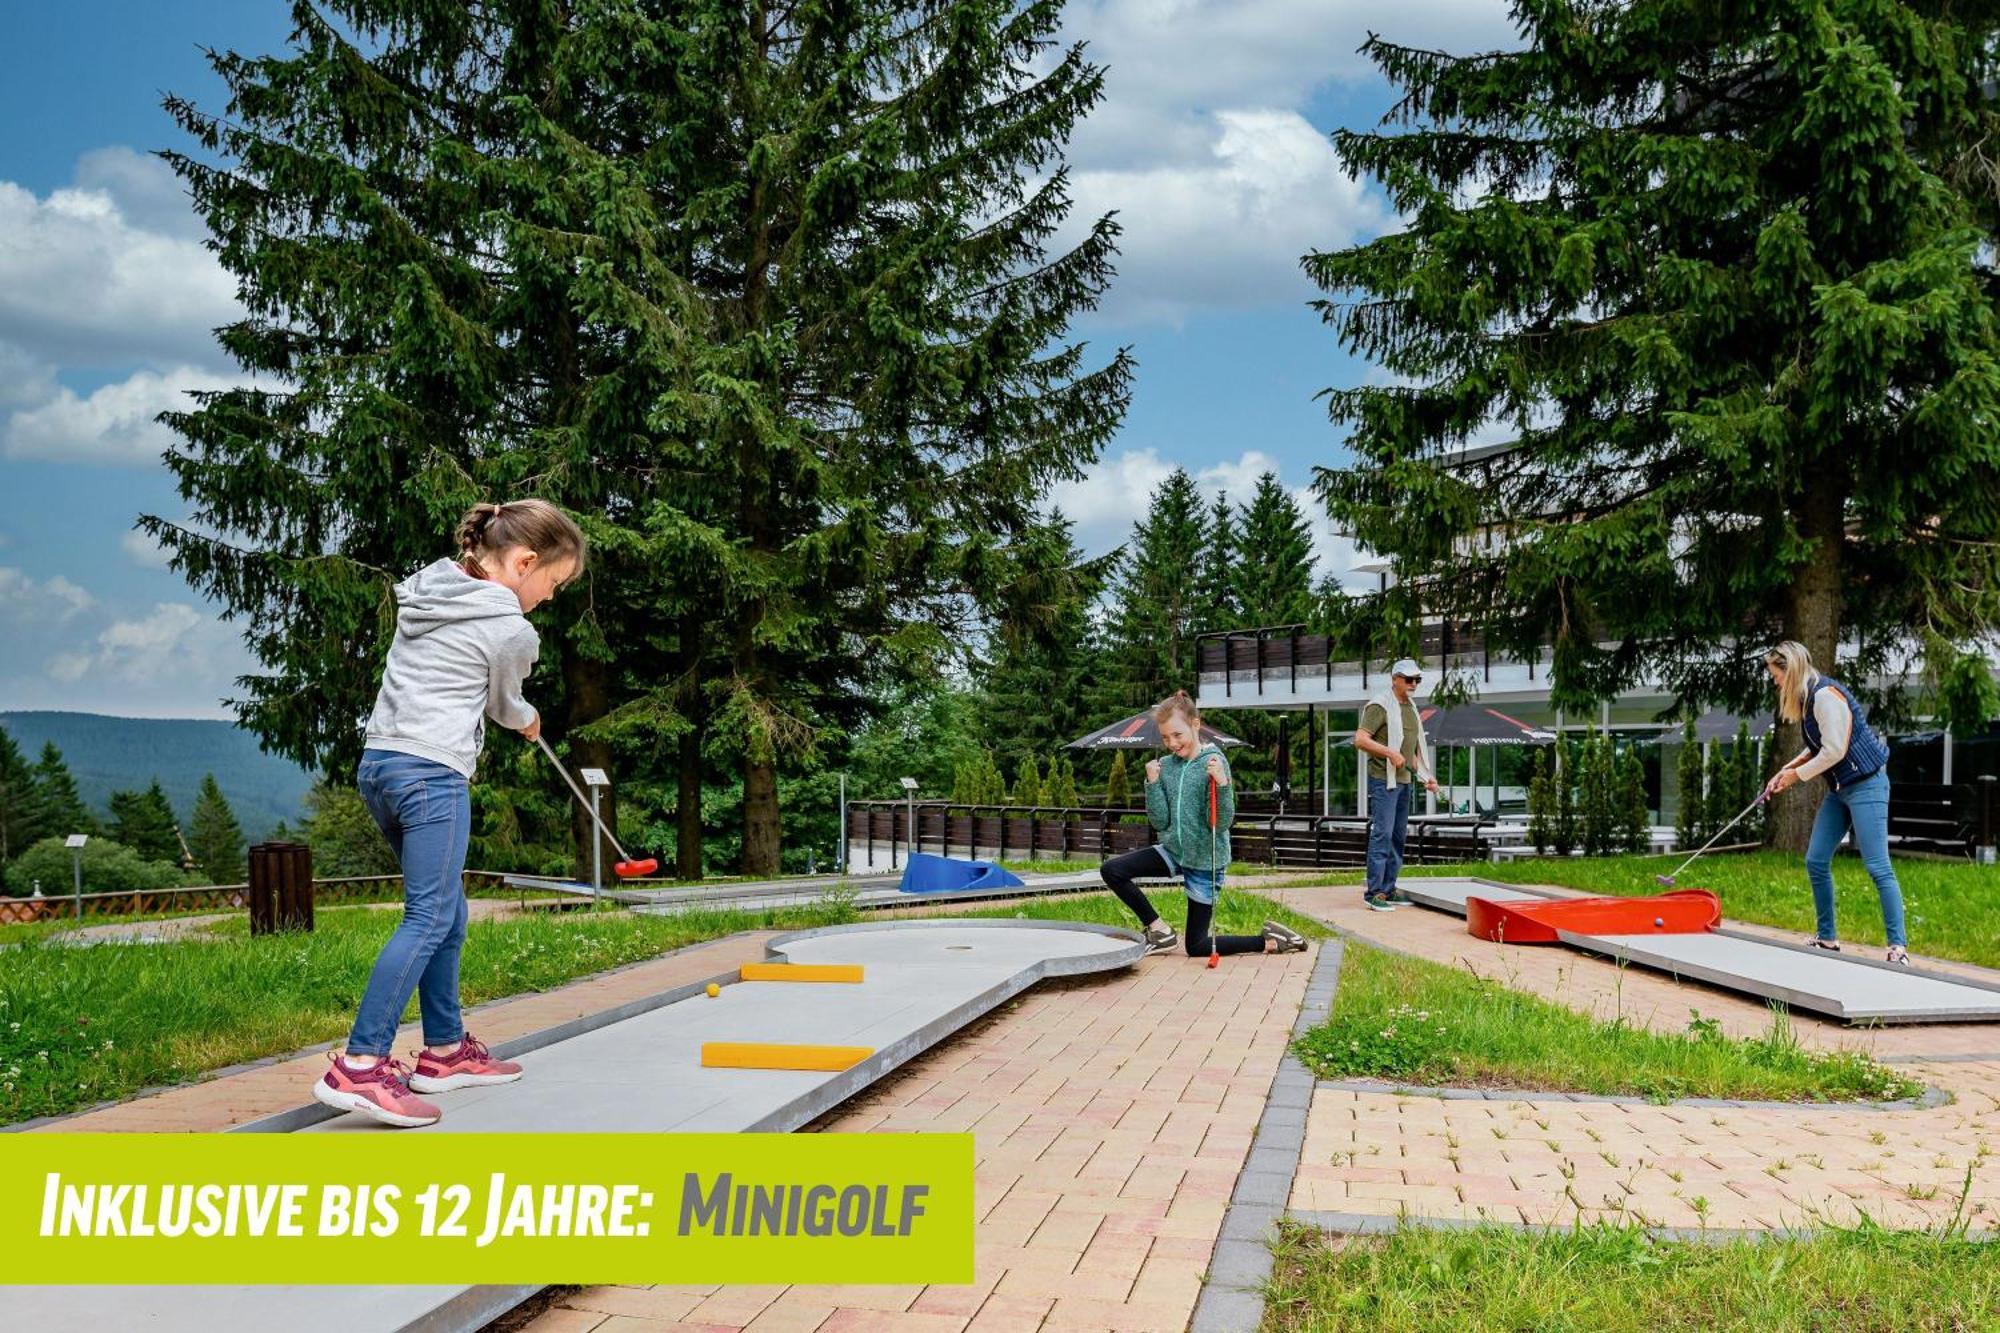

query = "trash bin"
(248, 841), (315, 935)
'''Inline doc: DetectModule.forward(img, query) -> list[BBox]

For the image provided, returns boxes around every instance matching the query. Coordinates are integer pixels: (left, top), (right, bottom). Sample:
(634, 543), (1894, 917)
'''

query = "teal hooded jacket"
(1143, 742), (1235, 871)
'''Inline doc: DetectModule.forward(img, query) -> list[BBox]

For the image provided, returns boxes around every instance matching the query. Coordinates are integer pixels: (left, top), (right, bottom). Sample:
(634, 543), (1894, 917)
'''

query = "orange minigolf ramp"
(1465, 889), (1721, 944)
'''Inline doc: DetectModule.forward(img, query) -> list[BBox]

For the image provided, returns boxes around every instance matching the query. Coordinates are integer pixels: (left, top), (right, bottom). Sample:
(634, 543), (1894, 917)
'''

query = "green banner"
(2, 1134), (973, 1285)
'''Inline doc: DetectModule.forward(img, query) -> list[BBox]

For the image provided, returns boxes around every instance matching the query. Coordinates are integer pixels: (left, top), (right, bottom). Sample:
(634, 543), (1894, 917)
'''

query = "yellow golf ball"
(705, 983), (720, 998)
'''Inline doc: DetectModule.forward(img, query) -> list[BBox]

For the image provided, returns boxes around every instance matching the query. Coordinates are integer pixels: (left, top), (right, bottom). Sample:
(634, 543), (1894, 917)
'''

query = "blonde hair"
(456, 499), (586, 580)
(1766, 640), (1817, 724)
(1153, 689), (1201, 731)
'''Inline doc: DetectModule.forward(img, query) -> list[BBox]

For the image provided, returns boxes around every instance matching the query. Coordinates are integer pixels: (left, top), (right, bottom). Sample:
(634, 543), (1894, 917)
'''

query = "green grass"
(1263, 1219), (2000, 1332)
(1289, 851), (2000, 970)
(0, 896), (861, 1127)
(1293, 940), (1920, 1104)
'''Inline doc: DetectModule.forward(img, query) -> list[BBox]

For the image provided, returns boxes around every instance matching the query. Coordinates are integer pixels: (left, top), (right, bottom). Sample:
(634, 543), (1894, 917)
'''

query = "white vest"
(1368, 691), (1433, 783)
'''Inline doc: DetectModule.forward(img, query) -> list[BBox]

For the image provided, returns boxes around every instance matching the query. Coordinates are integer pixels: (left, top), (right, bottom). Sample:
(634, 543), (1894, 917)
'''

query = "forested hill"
(0, 712), (314, 839)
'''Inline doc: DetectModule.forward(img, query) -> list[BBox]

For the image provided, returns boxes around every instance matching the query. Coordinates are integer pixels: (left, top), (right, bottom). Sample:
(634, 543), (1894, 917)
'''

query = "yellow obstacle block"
(701, 1042), (873, 1072)
(739, 962), (865, 984)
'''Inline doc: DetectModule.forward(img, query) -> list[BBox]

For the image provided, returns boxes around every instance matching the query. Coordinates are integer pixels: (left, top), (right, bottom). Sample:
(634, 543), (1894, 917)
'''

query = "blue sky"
(0, 0), (1516, 718)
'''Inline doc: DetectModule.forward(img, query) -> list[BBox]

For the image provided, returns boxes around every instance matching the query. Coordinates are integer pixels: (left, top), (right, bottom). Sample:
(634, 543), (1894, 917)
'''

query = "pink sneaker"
(312, 1053), (442, 1128)
(407, 1033), (523, 1093)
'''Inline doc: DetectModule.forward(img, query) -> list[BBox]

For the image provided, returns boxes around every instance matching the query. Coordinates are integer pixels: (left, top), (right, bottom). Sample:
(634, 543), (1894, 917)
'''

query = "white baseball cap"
(1391, 658), (1422, 679)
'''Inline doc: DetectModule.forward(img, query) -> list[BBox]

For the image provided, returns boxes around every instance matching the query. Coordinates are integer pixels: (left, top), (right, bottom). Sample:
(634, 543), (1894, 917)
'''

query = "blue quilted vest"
(1801, 677), (1889, 791)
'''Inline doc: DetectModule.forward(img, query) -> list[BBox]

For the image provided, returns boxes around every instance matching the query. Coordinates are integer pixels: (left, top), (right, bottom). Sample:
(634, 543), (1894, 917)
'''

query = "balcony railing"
(1195, 624), (1539, 697)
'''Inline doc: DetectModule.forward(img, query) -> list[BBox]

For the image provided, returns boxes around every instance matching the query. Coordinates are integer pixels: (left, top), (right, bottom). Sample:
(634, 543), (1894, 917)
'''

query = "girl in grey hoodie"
(313, 499), (585, 1128)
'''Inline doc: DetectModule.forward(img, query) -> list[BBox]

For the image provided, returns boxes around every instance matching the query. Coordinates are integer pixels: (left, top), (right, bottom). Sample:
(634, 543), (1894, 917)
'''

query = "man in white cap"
(1354, 658), (1439, 910)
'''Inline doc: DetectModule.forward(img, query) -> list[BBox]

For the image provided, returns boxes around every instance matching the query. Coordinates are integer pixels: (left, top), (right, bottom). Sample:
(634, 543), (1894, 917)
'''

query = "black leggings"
(1100, 846), (1264, 957)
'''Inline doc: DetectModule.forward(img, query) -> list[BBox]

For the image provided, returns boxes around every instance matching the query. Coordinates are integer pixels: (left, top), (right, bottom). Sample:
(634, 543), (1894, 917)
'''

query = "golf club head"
(1654, 874), (1675, 887)
(614, 858), (659, 879)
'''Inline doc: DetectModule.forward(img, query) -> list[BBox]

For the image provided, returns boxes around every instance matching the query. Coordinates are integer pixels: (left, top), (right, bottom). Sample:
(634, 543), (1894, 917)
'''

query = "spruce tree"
(188, 775), (247, 883)
(978, 514), (1112, 757)
(1527, 748), (1553, 854)
(1100, 471), (1208, 712)
(1675, 720), (1707, 852)
(1311, 0), (2000, 851)
(152, 0), (1132, 878)
(1105, 751), (1132, 808)
(1010, 755), (1044, 808)
(1045, 754), (1079, 809)
(1196, 491), (1240, 632)
(32, 744), (92, 837)
(109, 782), (181, 865)
(1235, 472), (1316, 629)
(0, 729), (44, 874)
(1619, 748), (1648, 855)
(1552, 733), (1576, 857)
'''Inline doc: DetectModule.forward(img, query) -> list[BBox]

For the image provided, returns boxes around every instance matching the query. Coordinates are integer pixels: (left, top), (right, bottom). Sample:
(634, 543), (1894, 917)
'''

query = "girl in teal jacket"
(1100, 691), (1308, 958)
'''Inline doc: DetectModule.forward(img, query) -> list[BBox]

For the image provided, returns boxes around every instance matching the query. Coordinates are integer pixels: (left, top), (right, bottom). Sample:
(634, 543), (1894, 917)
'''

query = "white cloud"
(0, 566), (96, 622)
(3, 364), (236, 465)
(121, 528), (173, 569)
(46, 602), (204, 684)
(0, 158), (237, 370)
(1068, 108), (1389, 325)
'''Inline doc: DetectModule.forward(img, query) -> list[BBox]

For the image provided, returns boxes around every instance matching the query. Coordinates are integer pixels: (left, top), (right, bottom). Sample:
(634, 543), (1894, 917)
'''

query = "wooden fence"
(845, 801), (1488, 870)
(0, 870), (515, 926)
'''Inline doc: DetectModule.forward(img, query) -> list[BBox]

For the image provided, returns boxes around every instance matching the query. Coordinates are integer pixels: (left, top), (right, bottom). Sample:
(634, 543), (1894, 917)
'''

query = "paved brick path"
(524, 943), (1314, 1333)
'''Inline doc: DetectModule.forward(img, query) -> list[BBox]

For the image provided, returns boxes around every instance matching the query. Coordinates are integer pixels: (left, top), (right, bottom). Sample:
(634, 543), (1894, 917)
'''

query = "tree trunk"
(1767, 476), (1845, 852)
(563, 651), (618, 881)
(677, 715), (704, 881)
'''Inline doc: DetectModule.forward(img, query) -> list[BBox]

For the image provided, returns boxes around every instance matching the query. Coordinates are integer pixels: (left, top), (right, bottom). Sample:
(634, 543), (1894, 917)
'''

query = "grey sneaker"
(1262, 920), (1308, 953)
(1886, 945), (1909, 966)
(1143, 923), (1180, 956)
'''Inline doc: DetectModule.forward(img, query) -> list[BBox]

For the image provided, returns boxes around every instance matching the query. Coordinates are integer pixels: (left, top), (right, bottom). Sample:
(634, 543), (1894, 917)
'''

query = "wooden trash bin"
(248, 841), (315, 935)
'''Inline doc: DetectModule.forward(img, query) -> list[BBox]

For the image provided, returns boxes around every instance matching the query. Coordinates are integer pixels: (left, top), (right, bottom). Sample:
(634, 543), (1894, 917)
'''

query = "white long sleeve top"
(1789, 682), (1852, 783)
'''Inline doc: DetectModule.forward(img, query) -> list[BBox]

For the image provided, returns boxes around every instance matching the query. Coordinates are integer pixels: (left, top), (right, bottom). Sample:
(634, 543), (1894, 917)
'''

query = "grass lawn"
(0, 896), (860, 1127)
(1293, 940), (1920, 1104)
(1290, 851), (2000, 970)
(1264, 1219), (2000, 1332)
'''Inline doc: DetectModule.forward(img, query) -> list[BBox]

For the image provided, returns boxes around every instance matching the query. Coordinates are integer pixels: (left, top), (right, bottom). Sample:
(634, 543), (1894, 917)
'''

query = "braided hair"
(456, 499), (586, 579)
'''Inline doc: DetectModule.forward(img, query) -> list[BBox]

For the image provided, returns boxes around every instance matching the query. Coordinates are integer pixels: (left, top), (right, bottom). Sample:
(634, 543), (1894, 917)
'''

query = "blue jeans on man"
(1804, 769), (1907, 948)
(1365, 775), (1413, 899)
(346, 749), (473, 1058)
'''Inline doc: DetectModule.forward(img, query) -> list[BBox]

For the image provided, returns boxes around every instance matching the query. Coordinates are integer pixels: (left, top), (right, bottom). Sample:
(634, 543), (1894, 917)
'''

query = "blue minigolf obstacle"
(897, 852), (1026, 894)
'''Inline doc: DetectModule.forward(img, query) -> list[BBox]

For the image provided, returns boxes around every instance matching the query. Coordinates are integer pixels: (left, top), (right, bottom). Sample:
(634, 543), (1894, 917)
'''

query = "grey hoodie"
(363, 558), (540, 778)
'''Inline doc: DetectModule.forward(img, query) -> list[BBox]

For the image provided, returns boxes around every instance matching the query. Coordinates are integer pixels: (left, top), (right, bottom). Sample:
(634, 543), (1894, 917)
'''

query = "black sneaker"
(1808, 938), (1841, 953)
(1262, 920), (1308, 953)
(1363, 891), (1397, 913)
(1143, 923), (1180, 956)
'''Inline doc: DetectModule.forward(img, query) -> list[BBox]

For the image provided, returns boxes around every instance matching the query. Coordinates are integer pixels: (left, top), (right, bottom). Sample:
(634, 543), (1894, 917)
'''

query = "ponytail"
(1153, 689), (1201, 730)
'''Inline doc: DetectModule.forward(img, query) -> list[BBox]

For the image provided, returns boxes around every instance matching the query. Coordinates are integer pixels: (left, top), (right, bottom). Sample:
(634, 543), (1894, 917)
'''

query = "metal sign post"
(65, 833), (87, 921)
(581, 768), (611, 904)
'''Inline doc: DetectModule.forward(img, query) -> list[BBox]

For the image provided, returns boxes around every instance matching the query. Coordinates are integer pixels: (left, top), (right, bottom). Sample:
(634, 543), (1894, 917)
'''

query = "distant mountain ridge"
(0, 712), (316, 841)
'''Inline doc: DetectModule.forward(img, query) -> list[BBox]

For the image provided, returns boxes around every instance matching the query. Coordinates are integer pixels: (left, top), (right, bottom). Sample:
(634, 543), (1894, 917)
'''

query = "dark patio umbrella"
(1419, 705), (1557, 746)
(1653, 710), (1774, 743)
(1065, 711), (1245, 750)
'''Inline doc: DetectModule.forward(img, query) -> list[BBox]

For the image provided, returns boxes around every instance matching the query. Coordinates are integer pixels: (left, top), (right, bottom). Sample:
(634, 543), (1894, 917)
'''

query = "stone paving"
(523, 928), (1314, 1333)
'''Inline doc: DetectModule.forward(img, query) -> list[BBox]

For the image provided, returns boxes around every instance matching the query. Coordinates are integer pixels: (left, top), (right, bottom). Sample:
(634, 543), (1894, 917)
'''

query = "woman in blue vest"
(1761, 641), (1908, 964)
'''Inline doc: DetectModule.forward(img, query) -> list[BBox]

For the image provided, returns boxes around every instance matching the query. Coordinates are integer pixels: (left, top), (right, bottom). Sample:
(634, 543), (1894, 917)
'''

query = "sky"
(0, 0), (1520, 719)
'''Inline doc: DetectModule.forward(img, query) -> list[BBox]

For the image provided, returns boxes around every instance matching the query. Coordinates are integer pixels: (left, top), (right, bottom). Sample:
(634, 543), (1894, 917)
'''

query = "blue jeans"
(1805, 770), (1906, 948)
(1365, 776), (1413, 895)
(347, 749), (472, 1057)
